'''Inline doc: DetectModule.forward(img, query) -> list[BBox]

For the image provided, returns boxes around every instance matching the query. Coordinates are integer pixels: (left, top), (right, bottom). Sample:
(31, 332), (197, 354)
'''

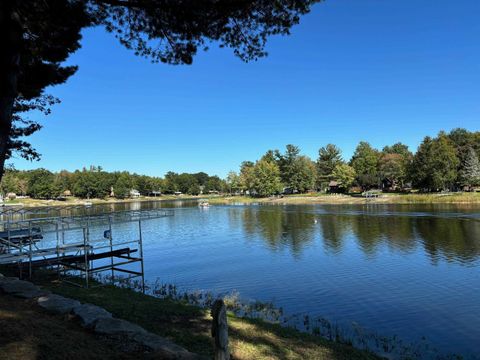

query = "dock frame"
(0, 207), (173, 291)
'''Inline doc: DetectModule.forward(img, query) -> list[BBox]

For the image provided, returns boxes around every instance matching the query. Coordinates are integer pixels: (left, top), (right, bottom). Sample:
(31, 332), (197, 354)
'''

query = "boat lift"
(0, 207), (173, 291)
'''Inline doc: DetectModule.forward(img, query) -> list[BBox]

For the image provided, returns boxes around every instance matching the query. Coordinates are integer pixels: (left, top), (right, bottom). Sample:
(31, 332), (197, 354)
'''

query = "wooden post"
(211, 299), (229, 360)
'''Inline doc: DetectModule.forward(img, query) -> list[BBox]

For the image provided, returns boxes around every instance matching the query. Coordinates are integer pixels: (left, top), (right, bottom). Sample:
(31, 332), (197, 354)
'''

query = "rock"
(0, 278), (49, 299)
(37, 294), (81, 314)
(15, 287), (50, 299)
(94, 317), (147, 336)
(0, 276), (19, 283)
(72, 303), (112, 328)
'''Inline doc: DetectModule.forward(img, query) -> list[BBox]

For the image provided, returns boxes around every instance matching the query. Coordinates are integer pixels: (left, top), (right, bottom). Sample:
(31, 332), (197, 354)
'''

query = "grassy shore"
(209, 192), (480, 205)
(1, 195), (206, 207)
(18, 273), (379, 360)
(2, 192), (480, 209)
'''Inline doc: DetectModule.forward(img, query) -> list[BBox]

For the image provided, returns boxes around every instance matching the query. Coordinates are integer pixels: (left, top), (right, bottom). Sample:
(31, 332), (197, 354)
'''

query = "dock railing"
(0, 207), (173, 291)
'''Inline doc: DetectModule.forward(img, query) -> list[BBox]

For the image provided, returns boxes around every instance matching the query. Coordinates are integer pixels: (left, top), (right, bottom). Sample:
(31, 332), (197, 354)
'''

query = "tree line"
(225, 128), (480, 196)
(0, 166), (226, 200)
(2, 128), (480, 200)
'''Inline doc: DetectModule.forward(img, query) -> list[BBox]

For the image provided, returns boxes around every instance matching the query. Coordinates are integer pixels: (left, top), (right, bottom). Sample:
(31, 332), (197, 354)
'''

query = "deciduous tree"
(331, 163), (356, 192)
(252, 159), (282, 197)
(350, 141), (380, 189)
(411, 135), (459, 191)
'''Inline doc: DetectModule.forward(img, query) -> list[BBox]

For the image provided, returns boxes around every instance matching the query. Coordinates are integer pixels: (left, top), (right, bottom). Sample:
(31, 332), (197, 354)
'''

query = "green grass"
(209, 192), (480, 205)
(25, 273), (380, 360)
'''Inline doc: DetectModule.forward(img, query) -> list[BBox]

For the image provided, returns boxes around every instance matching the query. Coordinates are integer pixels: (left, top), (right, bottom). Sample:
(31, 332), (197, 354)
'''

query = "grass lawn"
(0, 293), (144, 360)
(24, 273), (381, 360)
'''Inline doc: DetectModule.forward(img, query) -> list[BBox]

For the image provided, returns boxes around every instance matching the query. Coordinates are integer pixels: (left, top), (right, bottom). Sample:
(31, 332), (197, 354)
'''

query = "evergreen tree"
(458, 147), (480, 189)
(275, 145), (315, 193)
(316, 144), (343, 189)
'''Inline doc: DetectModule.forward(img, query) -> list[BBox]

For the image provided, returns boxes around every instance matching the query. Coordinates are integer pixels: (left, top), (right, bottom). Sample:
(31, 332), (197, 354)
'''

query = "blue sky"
(12, 0), (480, 178)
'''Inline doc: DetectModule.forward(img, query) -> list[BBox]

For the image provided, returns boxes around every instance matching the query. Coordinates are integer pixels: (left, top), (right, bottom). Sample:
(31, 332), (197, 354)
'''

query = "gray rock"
(72, 303), (112, 328)
(15, 287), (50, 299)
(0, 278), (48, 298)
(0, 276), (19, 284)
(94, 317), (147, 336)
(37, 294), (81, 314)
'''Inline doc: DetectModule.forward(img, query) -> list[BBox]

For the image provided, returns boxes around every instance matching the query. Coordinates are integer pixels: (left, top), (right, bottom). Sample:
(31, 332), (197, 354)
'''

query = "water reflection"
(238, 204), (480, 265)
(241, 206), (316, 257)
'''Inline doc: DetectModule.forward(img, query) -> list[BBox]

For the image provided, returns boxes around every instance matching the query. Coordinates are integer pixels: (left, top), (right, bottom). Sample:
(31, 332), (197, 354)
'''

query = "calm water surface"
(121, 201), (480, 358)
(20, 201), (480, 358)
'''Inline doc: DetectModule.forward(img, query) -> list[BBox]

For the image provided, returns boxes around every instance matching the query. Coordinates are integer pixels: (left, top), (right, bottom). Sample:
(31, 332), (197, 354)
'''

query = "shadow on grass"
(26, 270), (380, 360)
(0, 293), (139, 360)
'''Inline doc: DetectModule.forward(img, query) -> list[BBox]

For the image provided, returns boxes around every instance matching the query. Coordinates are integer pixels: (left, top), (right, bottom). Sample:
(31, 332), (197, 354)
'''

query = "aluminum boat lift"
(0, 207), (173, 291)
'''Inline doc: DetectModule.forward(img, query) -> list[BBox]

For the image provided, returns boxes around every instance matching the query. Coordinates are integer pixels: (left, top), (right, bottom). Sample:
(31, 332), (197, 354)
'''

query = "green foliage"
(411, 135), (459, 191)
(27, 168), (60, 199)
(458, 147), (480, 188)
(204, 176), (224, 193)
(72, 167), (113, 199)
(114, 172), (133, 199)
(276, 145), (316, 193)
(378, 154), (404, 188)
(239, 161), (255, 193)
(331, 164), (356, 192)
(379, 143), (412, 189)
(0, 170), (21, 195)
(161, 172), (225, 195)
(4, 1), (89, 164)
(252, 159), (283, 197)
(316, 144), (343, 188)
(1, 166), (220, 199)
(350, 142), (380, 189)
(226, 171), (241, 194)
(1, 0), (318, 180)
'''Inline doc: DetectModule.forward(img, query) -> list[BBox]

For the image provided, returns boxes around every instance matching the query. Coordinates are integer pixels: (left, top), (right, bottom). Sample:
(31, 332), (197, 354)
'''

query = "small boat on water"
(198, 200), (210, 208)
(84, 201), (93, 207)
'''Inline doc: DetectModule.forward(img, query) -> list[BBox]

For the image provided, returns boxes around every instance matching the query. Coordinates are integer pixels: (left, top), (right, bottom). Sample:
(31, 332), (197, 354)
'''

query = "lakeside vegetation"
(2, 129), (480, 204)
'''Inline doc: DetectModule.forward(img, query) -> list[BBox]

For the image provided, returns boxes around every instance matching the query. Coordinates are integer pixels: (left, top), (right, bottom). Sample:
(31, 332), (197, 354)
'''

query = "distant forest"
(1, 128), (480, 199)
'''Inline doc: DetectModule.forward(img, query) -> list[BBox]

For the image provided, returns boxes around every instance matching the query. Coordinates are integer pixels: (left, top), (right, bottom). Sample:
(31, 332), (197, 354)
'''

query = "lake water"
(10, 201), (480, 358)
(136, 201), (480, 359)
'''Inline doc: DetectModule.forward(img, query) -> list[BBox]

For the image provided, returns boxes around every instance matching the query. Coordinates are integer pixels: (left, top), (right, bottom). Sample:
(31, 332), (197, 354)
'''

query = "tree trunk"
(0, 0), (22, 182)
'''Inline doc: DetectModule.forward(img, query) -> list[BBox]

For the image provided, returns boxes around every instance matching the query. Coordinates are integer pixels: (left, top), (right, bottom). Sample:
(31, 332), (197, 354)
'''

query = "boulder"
(94, 317), (147, 336)
(37, 294), (81, 314)
(72, 303), (112, 328)
(0, 278), (49, 299)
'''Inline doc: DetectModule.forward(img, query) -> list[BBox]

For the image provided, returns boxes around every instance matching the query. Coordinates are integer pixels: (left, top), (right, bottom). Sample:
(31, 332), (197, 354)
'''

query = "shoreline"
(209, 192), (480, 205)
(0, 268), (381, 360)
(2, 192), (480, 208)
